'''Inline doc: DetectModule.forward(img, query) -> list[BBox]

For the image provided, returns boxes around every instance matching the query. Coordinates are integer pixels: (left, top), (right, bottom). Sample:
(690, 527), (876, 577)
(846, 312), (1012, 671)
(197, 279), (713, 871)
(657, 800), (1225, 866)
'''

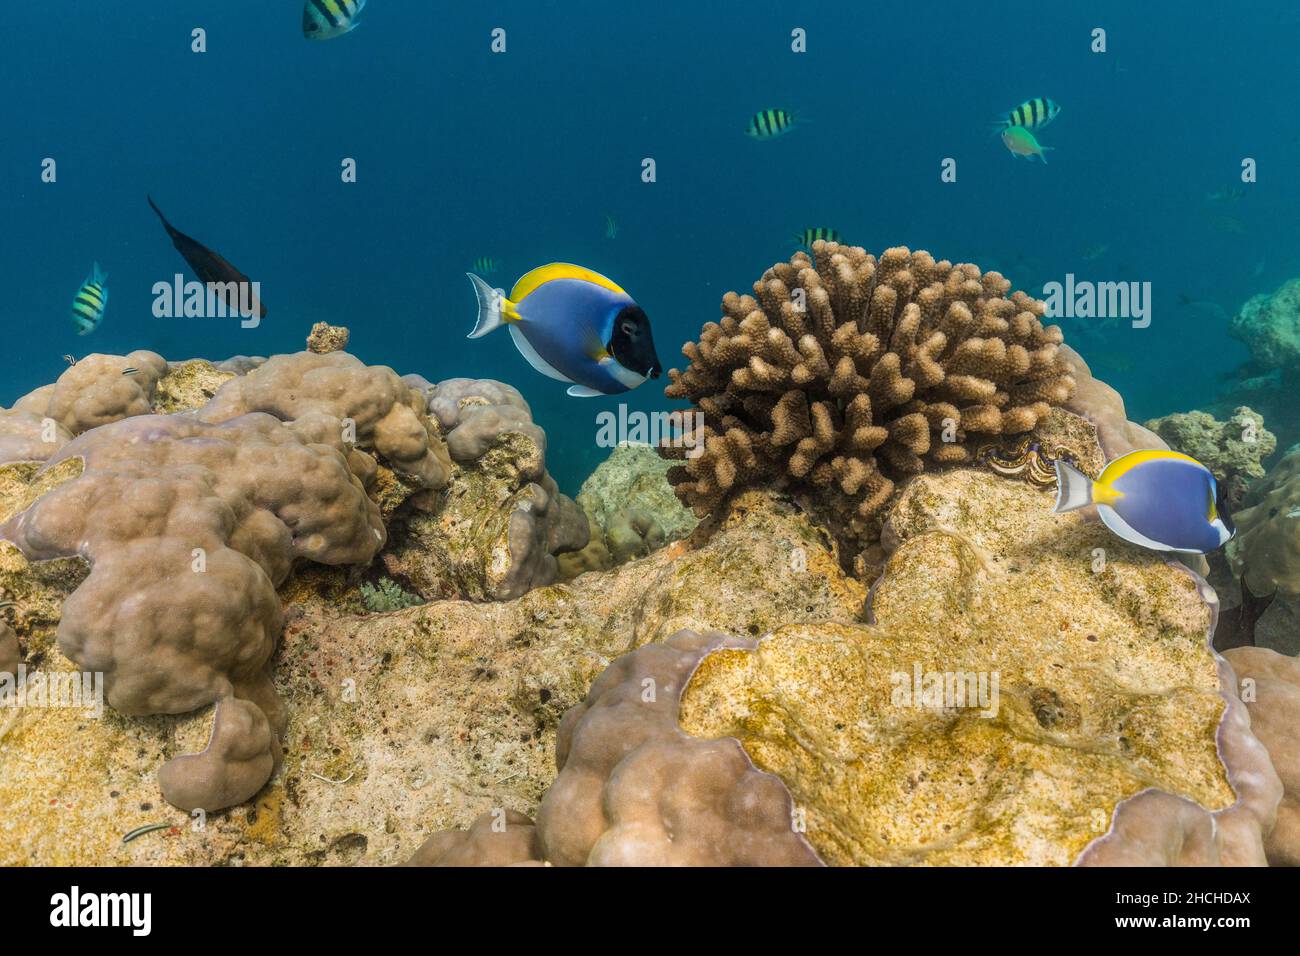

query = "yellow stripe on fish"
(998, 97), (1060, 131)
(746, 109), (796, 138)
(509, 263), (626, 303)
(71, 264), (108, 335)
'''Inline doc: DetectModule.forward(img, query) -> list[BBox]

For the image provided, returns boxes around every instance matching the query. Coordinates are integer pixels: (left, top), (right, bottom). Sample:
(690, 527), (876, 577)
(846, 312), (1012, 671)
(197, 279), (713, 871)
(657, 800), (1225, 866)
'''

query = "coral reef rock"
(383, 377), (587, 601)
(0, 490), (863, 865)
(1230, 278), (1300, 371)
(519, 464), (1280, 866)
(559, 442), (698, 577)
(1228, 447), (1300, 597)
(1145, 406), (1275, 508)
(660, 242), (1075, 568)
(306, 322), (350, 354)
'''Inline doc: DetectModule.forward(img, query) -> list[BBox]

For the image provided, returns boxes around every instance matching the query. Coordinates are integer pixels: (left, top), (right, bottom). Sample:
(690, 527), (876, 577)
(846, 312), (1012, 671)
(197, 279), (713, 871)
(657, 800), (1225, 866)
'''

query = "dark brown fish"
(1213, 574), (1275, 652)
(148, 195), (267, 318)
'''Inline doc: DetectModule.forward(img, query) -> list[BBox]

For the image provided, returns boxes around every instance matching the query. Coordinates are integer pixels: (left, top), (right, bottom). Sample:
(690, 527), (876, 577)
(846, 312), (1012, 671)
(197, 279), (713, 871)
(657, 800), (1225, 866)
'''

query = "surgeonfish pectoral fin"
(1053, 460), (1094, 513)
(566, 385), (606, 398)
(466, 273), (511, 338)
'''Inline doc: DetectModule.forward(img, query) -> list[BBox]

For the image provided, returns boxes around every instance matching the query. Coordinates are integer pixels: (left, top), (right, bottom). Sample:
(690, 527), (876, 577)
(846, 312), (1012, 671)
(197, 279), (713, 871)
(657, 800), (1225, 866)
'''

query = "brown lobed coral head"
(661, 243), (1075, 549)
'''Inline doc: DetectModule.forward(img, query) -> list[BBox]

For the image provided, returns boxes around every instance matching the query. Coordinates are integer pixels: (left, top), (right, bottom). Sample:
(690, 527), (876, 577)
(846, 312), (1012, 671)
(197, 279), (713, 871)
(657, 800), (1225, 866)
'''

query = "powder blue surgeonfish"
(466, 264), (662, 398)
(1054, 450), (1235, 554)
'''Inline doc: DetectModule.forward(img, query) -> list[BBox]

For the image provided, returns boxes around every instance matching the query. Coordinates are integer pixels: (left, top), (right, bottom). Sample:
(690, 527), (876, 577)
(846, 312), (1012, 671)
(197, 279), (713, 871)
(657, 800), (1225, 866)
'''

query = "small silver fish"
(122, 367), (139, 376)
(605, 215), (619, 239)
(63, 354), (77, 367)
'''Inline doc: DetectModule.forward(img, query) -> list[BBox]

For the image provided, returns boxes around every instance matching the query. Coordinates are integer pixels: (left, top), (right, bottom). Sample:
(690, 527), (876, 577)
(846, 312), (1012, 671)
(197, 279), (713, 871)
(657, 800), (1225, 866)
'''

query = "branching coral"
(660, 243), (1075, 557)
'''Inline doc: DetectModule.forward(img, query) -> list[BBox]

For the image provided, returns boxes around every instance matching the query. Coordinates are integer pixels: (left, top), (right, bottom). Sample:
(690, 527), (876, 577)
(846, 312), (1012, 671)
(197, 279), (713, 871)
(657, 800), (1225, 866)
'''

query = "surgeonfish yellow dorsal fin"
(510, 263), (625, 302)
(1100, 449), (1201, 483)
(1093, 449), (1203, 506)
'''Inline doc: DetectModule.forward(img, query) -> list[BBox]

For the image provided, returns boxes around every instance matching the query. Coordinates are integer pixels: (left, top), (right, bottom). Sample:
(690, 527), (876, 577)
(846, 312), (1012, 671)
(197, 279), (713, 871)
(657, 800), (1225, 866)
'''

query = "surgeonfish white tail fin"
(1053, 459), (1093, 513)
(467, 273), (508, 339)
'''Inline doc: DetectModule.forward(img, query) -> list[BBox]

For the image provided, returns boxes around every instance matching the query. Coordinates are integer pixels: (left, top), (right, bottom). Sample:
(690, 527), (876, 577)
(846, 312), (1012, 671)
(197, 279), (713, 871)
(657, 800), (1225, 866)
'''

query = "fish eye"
(621, 321), (638, 336)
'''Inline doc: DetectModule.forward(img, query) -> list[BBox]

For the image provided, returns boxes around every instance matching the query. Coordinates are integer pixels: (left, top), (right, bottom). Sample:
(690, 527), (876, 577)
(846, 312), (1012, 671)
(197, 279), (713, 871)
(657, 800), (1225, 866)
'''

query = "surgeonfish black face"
(1214, 480), (1236, 538)
(608, 305), (662, 380)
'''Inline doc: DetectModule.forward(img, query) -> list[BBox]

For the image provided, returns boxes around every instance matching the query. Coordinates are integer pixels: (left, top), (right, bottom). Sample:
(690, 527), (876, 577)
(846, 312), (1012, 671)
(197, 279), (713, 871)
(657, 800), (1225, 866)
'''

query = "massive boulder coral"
(200, 351), (451, 491)
(383, 377), (587, 601)
(1145, 406), (1275, 508)
(1222, 647), (1300, 865)
(660, 243), (1075, 565)
(0, 351), (236, 464)
(536, 629), (821, 866)
(0, 412), (386, 812)
(1058, 346), (1167, 459)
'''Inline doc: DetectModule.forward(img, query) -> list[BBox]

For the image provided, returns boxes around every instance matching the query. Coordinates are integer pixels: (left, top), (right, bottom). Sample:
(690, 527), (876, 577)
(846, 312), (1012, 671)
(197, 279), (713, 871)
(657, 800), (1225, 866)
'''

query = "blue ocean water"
(2, 1), (1296, 492)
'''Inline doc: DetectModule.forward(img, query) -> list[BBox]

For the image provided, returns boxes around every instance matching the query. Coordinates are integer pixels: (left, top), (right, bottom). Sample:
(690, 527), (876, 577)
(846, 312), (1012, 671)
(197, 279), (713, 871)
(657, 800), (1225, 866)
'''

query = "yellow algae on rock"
(679, 469), (1230, 866)
(152, 359), (236, 414)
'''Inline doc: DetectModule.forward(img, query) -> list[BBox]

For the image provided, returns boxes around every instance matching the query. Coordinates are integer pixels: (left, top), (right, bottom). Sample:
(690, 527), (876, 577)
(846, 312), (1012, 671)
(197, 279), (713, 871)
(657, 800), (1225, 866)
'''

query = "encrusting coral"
(1145, 406), (1275, 508)
(660, 242), (1075, 566)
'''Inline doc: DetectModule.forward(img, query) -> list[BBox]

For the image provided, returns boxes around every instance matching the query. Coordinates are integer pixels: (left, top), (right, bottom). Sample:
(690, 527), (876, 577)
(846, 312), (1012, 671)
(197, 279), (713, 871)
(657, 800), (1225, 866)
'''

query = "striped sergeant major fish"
(995, 97), (1060, 132)
(793, 227), (840, 249)
(71, 263), (108, 336)
(303, 0), (367, 41)
(473, 257), (501, 275)
(745, 109), (798, 139)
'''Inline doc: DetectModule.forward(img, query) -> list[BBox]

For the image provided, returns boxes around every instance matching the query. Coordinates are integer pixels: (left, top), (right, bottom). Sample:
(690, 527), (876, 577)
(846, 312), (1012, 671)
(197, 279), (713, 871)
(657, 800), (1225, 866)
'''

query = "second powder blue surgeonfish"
(1054, 450), (1235, 554)
(466, 264), (662, 397)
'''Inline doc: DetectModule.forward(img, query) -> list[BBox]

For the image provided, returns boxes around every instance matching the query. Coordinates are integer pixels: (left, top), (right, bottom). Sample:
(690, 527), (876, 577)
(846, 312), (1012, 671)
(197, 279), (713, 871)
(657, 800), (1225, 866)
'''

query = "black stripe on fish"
(311, 0), (341, 28)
